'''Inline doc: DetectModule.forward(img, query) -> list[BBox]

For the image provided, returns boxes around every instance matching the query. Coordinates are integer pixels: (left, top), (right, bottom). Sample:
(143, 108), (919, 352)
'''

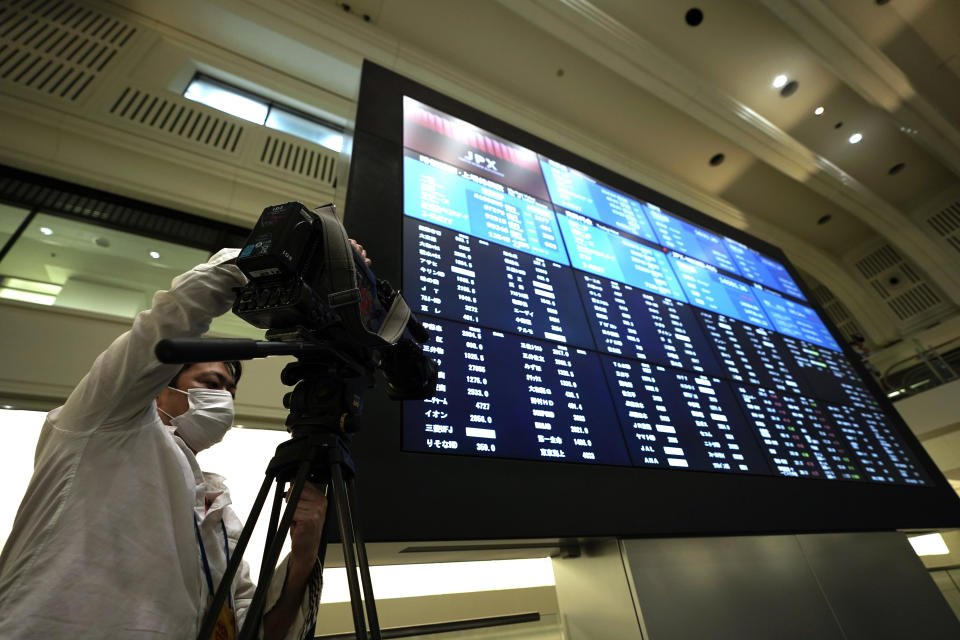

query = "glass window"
(183, 76), (343, 151)
(265, 108), (343, 152)
(184, 77), (269, 124)
(0, 204), (31, 251)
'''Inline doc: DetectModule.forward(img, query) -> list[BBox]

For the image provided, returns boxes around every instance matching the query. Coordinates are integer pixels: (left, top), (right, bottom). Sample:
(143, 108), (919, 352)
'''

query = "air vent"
(258, 135), (338, 187)
(854, 244), (901, 279)
(925, 199), (960, 257)
(108, 87), (244, 154)
(0, 1), (135, 102)
(887, 284), (943, 322)
(851, 242), (951, 327)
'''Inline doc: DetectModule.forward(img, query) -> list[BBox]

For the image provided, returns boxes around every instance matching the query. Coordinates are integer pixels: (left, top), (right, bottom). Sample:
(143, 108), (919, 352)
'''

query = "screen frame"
(344, 60), (960, 542)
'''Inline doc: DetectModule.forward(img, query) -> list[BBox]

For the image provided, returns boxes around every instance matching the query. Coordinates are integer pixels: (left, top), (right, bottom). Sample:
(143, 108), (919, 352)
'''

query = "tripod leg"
(345, 477), (382, 640)
(237, 459), (312, 640)
(197, 472), (273, 640)
(259, 479), (285, 586)
(330, 462), (369, 640)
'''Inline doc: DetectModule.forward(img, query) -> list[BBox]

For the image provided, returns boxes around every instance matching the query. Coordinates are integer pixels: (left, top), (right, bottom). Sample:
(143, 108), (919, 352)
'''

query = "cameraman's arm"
(54, 249), (245, 432)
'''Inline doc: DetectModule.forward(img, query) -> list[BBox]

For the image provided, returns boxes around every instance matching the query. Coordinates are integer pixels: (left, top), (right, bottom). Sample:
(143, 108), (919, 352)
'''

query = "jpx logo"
(460, 150), (498, 172)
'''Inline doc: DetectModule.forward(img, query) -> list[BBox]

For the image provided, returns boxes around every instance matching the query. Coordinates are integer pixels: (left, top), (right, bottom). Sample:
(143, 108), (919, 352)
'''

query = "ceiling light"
(848, 133), (862, 144)
(39, 227), (53, 236)
(0, 288), (57, 305)
(2, 277), (62, 295)
(772, 74), (788, 88)
(814, 106), (824, 116)
(149, 251), (160, 259)
(908, 533), (949, 556)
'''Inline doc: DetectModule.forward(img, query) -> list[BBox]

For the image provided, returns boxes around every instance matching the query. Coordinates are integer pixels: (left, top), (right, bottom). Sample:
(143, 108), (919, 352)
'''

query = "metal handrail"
(880, 336), (960, 395)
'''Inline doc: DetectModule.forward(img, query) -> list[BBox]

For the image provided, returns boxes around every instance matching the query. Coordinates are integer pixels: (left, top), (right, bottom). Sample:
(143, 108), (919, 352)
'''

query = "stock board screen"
(399, 95), (928, 486)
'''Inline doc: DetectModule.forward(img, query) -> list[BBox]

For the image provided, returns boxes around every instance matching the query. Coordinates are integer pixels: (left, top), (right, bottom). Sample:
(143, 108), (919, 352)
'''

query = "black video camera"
(233, 202), (437, 400)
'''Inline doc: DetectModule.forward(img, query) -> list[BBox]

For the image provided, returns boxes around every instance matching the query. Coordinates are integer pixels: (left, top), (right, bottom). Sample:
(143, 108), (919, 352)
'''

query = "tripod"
(191, 352), (384, 640)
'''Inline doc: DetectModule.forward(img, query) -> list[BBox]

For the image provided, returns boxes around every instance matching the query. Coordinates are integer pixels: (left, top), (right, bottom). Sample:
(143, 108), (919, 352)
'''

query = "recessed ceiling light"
(849, 133), (863, 144)
(685, 8), (704, 26)
(39, 227), (53, 236)
(888, 162), (906, 175)
(709, 153), (725, 166)
(772, 74), (788, 89)
(814, 106), (824, 116)
(817, 215), (832, 225)
(908, 533), (949, 556)
(149, 251), (161, 259)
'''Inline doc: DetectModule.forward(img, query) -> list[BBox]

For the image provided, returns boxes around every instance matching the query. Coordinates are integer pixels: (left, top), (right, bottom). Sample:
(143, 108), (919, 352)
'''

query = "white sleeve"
(233, 555), (322, 640)
(53, 248), (246, 432)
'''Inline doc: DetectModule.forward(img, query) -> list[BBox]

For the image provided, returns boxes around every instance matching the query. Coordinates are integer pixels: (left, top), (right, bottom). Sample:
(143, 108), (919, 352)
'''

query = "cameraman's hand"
(288, 482), (327, 571)
(350, 239), (372, 266)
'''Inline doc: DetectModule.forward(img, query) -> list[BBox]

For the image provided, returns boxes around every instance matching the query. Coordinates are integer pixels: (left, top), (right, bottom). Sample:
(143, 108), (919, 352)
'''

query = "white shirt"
(0, 250), (318, 638)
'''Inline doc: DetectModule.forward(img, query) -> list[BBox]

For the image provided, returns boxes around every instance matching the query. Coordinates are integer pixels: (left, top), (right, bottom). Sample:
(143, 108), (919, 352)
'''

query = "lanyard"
(193, 514), (233, 609)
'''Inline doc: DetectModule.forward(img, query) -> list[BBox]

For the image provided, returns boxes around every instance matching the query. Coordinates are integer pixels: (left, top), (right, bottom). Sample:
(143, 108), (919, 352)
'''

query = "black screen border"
(344, 60), (960, 542)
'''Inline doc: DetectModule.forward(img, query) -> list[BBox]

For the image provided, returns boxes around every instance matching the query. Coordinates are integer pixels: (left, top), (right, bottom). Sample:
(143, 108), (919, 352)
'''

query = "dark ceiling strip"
(0, 164), (250, 251)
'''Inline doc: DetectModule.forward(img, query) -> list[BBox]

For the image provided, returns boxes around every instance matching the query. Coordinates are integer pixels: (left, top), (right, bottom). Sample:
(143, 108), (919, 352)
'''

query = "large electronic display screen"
(345, 61), (960, 541)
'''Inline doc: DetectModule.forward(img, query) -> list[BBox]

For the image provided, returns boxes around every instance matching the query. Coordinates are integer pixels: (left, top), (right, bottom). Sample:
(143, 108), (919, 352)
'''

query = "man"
(0, 242), (366, 638)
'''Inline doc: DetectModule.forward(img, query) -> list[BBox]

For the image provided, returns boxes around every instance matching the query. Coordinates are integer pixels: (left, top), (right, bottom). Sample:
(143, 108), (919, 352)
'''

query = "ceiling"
(109, 0), (960, 338)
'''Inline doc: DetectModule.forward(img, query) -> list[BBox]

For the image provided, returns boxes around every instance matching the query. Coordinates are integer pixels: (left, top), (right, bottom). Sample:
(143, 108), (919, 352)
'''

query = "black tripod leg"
(345, 477), (382, 640)
(197, 472), (274, 640)
(330, 462), (369, 640)
(237, 459), (312, 640)
(259, 479), (285, 585)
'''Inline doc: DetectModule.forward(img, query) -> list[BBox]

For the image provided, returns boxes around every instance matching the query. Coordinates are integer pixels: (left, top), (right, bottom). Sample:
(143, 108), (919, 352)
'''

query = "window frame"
(184, 74), (345, 152)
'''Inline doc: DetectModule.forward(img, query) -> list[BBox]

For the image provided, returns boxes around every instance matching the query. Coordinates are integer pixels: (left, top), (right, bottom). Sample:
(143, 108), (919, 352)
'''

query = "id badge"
(209, 598), (236, 640)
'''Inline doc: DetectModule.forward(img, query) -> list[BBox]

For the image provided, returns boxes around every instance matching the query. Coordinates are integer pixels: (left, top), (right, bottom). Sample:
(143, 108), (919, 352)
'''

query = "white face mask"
(158, 387), (234, 453)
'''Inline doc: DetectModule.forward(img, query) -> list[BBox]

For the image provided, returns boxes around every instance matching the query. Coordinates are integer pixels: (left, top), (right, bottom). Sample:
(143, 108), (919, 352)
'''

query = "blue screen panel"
(404, 152), (568, 264)
(539, 158), (658, 242)
(556, 211), (687, 301)
(668, 253), (771, 328)
(644, 204), (740, 274)
(724, 238), (806, 300)
(754, 288), (840, 351)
